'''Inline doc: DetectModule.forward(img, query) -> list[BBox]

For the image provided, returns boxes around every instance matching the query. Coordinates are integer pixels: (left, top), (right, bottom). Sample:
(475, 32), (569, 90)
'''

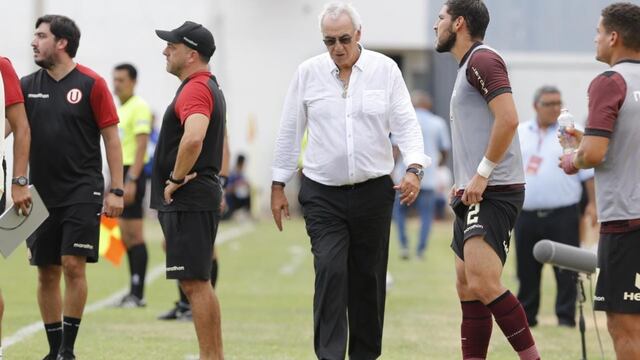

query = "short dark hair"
(533, 85), (561, 104)
(36, 15), (81, 58)
(445, 0), (490, 40)
(114, 63), (138, 81)
(601, 2), (640, 51)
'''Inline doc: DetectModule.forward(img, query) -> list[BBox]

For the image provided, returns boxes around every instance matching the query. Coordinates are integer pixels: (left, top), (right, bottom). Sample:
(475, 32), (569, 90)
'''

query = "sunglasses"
(539, 101), (562, 107)
(323, 35), (353, 47)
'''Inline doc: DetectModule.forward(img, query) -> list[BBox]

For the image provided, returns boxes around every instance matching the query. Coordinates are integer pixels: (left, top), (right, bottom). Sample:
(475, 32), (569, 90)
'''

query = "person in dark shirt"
(0, 55), (32, 360)
(21, 15), (123, 360)
(152, 21), (225, 359)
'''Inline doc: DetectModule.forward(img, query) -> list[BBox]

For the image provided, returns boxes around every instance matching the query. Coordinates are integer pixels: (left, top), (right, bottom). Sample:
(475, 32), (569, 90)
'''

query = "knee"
(38, 266), (61, 286)
(466, 278), (501, 304)
(179, 279), (208, 297)
(61, 257), (86, 280)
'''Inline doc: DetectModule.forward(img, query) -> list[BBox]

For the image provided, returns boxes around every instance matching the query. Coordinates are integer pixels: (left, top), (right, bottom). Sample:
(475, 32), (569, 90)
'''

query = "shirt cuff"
(403, 153), (432, 169)
(272, 167), (297, 184)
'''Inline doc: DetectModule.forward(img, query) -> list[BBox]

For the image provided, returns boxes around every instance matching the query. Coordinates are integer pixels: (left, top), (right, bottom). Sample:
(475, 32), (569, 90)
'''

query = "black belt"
(521, 203), (578, 218)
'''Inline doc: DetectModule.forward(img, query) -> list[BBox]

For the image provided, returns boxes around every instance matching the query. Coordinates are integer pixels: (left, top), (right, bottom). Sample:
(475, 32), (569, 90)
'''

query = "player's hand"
(461, 174), (488, 206)
(219, 193), (227, 215)
(123, 180), (137, 206)
(448, 185), (457, 204)
(394, 172), (421, 206)
(558, 127), (583, 150)
(104, 193), (124, 218)
(11, 184), (32, 216)
(164, 172), (197, 205)
(558, 152), (579, 175)
(271, 184), (289, 231)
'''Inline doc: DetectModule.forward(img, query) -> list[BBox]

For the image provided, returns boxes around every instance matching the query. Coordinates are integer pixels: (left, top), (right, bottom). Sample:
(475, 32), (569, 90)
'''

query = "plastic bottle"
(557, 108), (577, 153)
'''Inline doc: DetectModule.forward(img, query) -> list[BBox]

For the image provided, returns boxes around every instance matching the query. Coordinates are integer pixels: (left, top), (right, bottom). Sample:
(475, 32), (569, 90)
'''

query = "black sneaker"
(42, 355), (56, 360)
(115, 294), (147, 308)
(177, 308), (193, 322)
(157, 302), (190, 320)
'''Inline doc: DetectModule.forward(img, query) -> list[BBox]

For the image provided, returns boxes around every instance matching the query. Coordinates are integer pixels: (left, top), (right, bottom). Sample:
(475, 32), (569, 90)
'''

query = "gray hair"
(533, 85), (561, 104)
(318, 2), (362, 32)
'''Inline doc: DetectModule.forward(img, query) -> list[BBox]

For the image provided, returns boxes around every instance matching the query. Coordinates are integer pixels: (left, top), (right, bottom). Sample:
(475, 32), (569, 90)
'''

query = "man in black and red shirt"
(0, 54), (32, 360)
(152, 21), (225, 359)
(21, 15), (123, 360)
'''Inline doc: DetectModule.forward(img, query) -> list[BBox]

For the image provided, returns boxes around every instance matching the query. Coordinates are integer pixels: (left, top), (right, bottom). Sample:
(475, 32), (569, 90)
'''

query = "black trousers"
(514, 204), (580, 326)
(298, 175), (395, 360)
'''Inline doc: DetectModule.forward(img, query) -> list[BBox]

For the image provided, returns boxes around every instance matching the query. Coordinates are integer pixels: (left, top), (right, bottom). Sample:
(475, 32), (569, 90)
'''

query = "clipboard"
(0, 185), (49, 258)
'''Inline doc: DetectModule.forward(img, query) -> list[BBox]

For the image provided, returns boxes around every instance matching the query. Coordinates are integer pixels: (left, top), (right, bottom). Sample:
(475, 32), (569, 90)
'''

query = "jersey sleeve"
(0, 57), (25, 106)
(584, 71), (626, 138)
(133, 101), (153, 135)
(466, 49), (512, 103)
(90, 76), (119, 129)
(174, 80), (214, 125)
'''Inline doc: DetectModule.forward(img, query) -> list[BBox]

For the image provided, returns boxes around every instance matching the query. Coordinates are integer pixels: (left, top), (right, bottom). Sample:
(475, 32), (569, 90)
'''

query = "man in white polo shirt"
(515, 85), (595, 328)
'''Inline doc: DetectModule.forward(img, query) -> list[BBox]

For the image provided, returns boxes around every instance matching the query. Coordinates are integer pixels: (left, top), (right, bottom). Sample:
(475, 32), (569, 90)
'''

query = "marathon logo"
(166, 266), (185, 272)
(594, 296), (605, 302)
(471, 66), (489, 95)
(464, 224), (484, 233)
(28, 93), (49, 98)
(73, 243), (94, 250)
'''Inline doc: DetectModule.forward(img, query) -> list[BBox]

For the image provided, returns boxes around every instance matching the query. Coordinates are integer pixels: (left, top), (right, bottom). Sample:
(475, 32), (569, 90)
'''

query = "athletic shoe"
(177, 308), (193, 322)
(42, 355), (55, 360)
(157, 301), (190, 320)
(115, 294), (147, 308)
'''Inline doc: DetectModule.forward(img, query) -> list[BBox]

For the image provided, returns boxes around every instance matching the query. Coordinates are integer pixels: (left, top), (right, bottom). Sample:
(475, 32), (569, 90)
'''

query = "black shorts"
(450, 190), (524, 264)
(158, 210), (219, 280)
(27, 203), (102, 266)
(594, 229), (640, 313)
(121, 165), (147, 219)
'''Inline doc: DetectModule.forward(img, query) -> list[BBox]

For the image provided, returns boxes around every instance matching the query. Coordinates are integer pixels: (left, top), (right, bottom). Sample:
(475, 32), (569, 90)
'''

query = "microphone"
(533, 240), (597, 274)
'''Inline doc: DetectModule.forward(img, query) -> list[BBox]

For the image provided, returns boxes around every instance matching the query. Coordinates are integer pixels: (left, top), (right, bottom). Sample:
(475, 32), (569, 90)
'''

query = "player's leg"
(416, 189), (436, 258)
(392, 193), (410, 259)
(513, 212), (543, 327)
(180, 279), (222, 359)
(607, 313), (640, 359)
(119, 218), (147, 306)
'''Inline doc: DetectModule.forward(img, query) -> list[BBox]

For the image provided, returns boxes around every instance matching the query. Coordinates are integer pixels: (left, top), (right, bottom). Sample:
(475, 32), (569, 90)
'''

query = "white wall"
(505, 53), (608, 126)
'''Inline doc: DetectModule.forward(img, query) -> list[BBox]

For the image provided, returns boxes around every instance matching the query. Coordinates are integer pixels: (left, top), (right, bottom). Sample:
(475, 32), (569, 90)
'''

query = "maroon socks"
(461, 300), (493, 359)
(487, 291), (540, 360)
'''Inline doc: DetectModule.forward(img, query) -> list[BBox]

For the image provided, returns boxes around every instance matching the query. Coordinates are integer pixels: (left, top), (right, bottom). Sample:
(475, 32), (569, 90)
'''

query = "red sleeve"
(0, 57), (24, 106)
(90, 76), (119, 129)
(584, 71), (626, 138)
(174, 80), (214, 125)
(466, 49), (512, 103)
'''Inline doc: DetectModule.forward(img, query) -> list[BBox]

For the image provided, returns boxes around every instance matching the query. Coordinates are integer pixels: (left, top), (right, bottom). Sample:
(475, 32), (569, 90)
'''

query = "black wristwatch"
(406, 167), (424, 181)
(110, 188), (124, 197)
(272, 181), (286, 188)
(11, 176), (29, 186)
(168, 172), (185, 185)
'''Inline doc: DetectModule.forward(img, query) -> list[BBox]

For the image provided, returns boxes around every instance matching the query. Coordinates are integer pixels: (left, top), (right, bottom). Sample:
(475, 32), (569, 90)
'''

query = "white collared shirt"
(272, 47), (430, 186)
(518, 119), (593, 210)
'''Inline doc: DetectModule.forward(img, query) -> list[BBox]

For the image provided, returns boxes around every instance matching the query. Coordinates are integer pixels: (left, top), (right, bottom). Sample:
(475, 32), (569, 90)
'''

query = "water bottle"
(557, 108), (577, 153)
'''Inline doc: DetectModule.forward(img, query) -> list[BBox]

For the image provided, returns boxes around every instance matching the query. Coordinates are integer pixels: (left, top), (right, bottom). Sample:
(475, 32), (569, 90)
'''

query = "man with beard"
(153, 21), (225, 359)
(21, 15), (123, 360)
(271, 3), (428, 359)
(560, 3), (640, 358)
(433, 1), (539, 359)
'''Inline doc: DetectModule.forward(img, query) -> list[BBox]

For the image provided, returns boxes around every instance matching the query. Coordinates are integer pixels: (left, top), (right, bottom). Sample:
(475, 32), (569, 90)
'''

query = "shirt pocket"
(362, 90), (386, 115)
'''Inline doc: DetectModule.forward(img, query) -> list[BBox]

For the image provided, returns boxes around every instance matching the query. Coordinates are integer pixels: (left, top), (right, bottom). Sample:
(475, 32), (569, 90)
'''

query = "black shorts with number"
(121, 165), (147, 219)
(594, 228), (640, 313)
(450, 189), (524, 264)
(158, 210), (219, 280)
(27, 203), (102, 265)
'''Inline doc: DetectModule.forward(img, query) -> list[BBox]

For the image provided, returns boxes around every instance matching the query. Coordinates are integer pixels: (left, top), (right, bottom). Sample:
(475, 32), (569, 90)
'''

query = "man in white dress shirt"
(271, 3), (429, 359)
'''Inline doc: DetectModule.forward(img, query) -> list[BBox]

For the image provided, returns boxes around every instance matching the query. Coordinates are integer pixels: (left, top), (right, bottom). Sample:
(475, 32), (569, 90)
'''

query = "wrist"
(272, 180), (286, 189)
(125, 172), (138, 183)
(476, 157), (497, 179)
(169, 171), (185, 185)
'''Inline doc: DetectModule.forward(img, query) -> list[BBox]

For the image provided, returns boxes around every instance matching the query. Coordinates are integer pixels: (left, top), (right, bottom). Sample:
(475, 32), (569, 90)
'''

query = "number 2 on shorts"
(467, 203), (480, 225)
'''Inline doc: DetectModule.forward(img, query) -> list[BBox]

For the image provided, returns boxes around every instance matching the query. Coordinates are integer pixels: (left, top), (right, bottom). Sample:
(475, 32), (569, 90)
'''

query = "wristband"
(272, 181), (286, 188)
(560, 151), (579, 175)
(476, 156), (497, 179)
(168, 172), (185, 185)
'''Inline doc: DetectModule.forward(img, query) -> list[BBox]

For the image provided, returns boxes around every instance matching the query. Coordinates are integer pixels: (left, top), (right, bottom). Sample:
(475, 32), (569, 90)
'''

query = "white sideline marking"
(279, 245), (306, 276)
(3, 224), (254, 349)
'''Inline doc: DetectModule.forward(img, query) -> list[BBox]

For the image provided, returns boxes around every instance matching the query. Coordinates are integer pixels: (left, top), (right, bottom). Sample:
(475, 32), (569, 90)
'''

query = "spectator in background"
(515, 85), (596, 328)
(393, 90), (450, 260)
(222, 154), (251, 220)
